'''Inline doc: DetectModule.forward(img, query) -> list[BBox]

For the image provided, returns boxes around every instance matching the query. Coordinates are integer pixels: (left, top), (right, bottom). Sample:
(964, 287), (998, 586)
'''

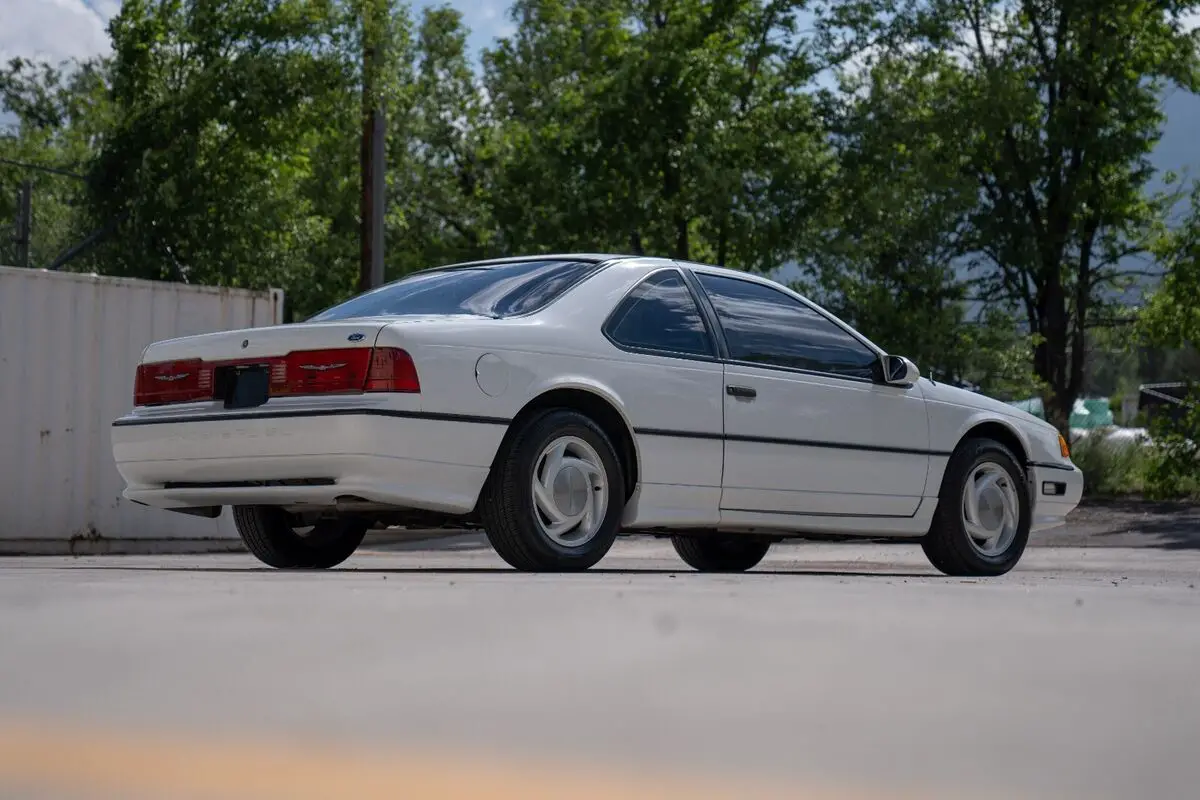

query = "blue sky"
(0, 0), (514, 64)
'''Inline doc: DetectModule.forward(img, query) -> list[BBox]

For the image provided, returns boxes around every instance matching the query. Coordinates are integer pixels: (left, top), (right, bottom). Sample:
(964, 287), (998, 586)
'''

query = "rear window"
(308, 259), (604, 321)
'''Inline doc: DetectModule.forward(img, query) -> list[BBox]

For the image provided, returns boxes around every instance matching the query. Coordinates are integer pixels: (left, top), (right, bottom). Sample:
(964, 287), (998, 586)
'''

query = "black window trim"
(679, 267), (731, 361)
(308, 257), (616, 323)
(684, 266), (888, 385)
(601, 267), (721, 363)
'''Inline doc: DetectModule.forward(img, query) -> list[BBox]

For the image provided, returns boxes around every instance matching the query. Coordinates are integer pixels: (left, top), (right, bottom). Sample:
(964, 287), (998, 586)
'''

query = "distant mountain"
(1150, 86), (1200, 185)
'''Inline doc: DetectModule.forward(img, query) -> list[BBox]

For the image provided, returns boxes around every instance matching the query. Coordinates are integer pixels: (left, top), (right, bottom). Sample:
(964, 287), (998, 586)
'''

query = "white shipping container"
(0, 266), (284, 553)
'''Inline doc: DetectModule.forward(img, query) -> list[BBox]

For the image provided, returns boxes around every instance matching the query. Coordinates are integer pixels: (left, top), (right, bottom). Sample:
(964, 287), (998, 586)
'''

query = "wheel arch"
(485, 383), (641, 502)
(956, 419), (1030, 470)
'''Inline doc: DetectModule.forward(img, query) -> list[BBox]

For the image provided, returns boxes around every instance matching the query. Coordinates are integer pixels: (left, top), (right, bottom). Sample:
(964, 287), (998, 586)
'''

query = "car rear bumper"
(1029, 462), (1083, 532)
(111, 402), (507, 515)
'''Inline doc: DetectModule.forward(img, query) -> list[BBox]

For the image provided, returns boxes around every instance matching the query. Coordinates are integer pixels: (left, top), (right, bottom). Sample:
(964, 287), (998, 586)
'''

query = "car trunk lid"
(141, 320), (391, 364)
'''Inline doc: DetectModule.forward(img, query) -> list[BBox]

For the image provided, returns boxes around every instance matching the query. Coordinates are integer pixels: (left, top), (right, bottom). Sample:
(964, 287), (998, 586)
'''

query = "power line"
(0, 156), (87, 180)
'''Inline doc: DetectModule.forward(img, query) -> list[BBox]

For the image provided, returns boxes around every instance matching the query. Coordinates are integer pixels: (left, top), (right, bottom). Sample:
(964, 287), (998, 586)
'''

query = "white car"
(111, 255), (1082, 576)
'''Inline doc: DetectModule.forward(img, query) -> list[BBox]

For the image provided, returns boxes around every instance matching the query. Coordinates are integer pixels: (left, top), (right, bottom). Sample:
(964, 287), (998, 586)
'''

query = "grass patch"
(1070, 430), (1149, 497)
(1069, 427), (1200, 500)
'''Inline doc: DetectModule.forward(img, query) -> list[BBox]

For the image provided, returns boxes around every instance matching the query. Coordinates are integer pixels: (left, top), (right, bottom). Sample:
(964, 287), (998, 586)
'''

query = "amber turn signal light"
(1058, 434), (1070, 459)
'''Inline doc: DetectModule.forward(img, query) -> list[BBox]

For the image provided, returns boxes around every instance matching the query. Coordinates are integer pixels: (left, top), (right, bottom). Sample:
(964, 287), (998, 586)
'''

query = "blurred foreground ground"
(2, 528), (1199, 800)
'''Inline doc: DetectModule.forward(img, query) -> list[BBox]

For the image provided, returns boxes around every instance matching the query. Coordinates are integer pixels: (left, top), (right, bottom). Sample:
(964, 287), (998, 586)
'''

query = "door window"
(695, 273), (878, 379)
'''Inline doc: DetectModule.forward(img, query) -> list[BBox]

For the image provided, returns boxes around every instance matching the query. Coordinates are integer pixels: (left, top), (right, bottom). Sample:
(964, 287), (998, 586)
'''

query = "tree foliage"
(815, 0), (1200, 432)
(805, 48), (1039, 394)
(92, 0), (365, 309)
(0, 56), (113, 270)
(484, 0), (831, 268)
(385, 5), (497, 276)
(1139, 185), (1200, 497)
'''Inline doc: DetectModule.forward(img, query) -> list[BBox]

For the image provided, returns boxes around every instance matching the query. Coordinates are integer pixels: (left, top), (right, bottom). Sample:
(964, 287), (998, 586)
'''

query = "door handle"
(726, 385), (757, 399)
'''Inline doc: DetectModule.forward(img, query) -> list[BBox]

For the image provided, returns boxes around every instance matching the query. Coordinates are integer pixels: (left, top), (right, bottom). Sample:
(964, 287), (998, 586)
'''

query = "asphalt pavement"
(1, 536), (1199, 799)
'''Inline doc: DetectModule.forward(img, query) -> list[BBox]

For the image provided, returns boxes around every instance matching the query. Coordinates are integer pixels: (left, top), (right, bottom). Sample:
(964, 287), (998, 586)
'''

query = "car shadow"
(65, 564), (938, 579)
(1042, 498), (1200, 551)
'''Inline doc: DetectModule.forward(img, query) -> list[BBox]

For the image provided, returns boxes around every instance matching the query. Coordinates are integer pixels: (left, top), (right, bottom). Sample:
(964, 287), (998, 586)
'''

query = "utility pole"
(1, 157), (88, 270)
(13, 180), (32, 268)
(358, 0), (387, 294)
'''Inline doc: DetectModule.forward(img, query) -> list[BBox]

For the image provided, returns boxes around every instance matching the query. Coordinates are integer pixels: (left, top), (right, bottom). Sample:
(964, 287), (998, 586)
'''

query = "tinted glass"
(604, 270), (713, 357)
(309, 259), (602, 321)
(697, 273), (878, 379)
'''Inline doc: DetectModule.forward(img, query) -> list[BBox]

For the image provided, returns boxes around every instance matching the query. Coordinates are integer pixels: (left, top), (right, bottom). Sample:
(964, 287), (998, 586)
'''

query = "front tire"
(481, 409), (624, 572)
(921, 438), (1031, 577)
(672, 535), (771, 573)
(232, 506), (368, 569)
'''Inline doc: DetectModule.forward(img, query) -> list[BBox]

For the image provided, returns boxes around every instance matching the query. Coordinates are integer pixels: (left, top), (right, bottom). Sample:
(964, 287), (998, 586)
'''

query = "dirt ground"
(1033, 497), (1200, 549)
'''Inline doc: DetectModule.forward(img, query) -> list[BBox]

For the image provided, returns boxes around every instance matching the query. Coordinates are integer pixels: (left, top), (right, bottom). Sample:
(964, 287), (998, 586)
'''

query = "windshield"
(308, 259), (604, 321)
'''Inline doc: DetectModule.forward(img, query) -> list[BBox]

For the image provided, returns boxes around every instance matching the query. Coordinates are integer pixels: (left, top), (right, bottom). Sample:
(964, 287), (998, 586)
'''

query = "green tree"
(484, 0), (831, 269)
(93, 0), (404, 317)
(805, 48), (1039, 395)
(0, 56), (113, 271)
(384, 4), (497, 277)
(816, 0), (1200, 433)
(1139, 184), (1200, 497)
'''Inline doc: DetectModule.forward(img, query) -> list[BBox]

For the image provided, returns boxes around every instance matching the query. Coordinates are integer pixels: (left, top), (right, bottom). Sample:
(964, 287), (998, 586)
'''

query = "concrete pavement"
(1, 538), (1199, 799)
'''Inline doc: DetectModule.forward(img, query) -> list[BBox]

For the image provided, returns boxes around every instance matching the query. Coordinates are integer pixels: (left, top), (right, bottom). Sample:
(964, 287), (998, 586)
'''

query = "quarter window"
(695, 273), (878, 379)
(604, 270), (714, 358)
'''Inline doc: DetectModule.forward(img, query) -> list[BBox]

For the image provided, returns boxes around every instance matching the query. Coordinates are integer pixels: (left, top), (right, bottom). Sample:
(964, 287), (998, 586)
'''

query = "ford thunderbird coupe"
(111, 255), (1082, 576)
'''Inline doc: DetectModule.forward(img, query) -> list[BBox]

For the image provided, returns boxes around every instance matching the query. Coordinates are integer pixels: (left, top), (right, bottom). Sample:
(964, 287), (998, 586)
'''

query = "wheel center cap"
(978, 486), (1005, 531)
(552, 465), (589, 517)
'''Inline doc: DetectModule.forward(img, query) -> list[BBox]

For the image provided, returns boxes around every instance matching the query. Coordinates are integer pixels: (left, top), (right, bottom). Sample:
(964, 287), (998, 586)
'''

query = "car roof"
(431, 254), (644, 269)
(434, 254), (778, 283)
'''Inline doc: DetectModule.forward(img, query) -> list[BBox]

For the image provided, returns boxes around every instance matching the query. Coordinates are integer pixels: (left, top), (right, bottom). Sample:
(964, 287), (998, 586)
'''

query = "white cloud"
(0, 0), (115, 63)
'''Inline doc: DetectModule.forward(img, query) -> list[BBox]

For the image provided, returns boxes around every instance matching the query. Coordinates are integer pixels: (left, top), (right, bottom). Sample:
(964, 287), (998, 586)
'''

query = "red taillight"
(132, 347), (419, 406)
(274, 348), (372, 396)
(134, 359), (211, 406)
(365, 347), (420, 393)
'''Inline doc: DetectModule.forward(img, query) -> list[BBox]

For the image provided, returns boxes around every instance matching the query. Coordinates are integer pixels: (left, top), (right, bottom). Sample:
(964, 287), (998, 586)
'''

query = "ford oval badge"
(348, 333), (365, 342)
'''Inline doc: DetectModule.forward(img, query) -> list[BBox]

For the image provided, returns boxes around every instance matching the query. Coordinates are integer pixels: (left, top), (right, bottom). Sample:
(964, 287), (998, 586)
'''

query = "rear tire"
(921, 437), (1031, 577)
(232, 506), (368, 569)
(672, 535), (771, 573)
(481, 409), (624, 572)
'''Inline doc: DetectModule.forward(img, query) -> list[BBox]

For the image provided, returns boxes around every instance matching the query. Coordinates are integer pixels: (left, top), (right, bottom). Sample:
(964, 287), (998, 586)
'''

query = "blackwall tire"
(481, 409), (624, 572)
(232, 506), (368, 569)
(672, 535), (771, 573)
(921, 438), (1031, 577)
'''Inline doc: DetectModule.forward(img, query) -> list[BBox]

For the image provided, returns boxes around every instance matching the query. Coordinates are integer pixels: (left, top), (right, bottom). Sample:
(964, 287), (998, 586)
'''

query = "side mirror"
(883, 355), (920, 386)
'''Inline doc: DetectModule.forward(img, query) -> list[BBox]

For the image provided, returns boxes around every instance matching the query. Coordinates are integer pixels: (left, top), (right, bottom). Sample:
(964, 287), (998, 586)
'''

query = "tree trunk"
(1033, 273), (1075, 436)
(675, 216), (689, 260)
(717, 214), (728, 266)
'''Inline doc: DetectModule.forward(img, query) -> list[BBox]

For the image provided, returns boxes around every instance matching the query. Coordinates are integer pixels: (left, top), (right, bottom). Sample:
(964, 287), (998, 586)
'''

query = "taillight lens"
(365, 347), (420, 393)
(273, 348), (373, 396)
(133, 347), (419, 406)
(134, 359), (211, 406)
